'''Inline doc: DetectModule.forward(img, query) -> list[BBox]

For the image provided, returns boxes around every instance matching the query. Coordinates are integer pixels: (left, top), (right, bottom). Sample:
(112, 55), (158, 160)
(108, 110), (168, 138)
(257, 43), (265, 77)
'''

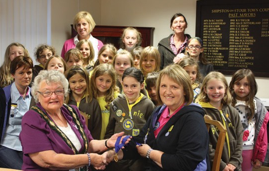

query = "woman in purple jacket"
(20, 70), (127, 171)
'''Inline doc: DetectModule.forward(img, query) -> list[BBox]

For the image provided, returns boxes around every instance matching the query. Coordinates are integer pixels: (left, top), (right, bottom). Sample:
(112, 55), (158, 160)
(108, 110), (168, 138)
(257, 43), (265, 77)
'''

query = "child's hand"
(227, 163), (236, 171)
(252, 159), (262, 169)
(222, 165), (230, 171)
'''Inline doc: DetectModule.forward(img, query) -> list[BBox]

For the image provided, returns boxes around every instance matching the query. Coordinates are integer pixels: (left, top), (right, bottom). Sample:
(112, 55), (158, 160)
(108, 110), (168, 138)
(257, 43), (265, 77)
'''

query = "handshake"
(90, 132), (153, 170)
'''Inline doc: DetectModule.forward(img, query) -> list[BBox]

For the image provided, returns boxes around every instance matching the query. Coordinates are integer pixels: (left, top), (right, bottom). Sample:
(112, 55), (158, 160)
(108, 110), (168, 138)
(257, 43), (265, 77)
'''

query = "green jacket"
(105, 94), (154, 138)
(199, 102), (243, 171)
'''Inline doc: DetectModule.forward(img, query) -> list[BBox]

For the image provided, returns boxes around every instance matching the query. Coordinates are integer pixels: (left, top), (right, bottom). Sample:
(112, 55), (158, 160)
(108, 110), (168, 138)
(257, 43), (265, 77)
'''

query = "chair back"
(204, 115), (227, 171)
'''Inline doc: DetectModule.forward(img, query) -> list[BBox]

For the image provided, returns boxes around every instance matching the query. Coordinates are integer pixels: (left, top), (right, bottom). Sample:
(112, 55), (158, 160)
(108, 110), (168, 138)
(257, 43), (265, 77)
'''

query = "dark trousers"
(0, 145), (23, 169)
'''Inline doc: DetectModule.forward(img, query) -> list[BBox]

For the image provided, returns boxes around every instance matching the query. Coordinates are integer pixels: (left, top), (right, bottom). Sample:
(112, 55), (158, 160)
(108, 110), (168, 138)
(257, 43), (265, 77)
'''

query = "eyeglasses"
(37, 89), (64, 98)
(39, 53), (52, 59)
(188, 46), (202, 49)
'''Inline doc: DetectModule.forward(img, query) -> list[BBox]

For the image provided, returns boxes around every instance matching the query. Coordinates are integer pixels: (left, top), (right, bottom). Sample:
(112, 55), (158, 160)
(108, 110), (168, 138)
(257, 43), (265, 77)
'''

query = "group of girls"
(1, 20), (269, 171)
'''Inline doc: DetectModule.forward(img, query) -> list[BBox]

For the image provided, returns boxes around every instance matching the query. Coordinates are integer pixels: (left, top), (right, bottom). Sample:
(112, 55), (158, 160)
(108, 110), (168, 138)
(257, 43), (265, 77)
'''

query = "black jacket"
(158, 34), (191, 69)
(123, 104), (210, 171)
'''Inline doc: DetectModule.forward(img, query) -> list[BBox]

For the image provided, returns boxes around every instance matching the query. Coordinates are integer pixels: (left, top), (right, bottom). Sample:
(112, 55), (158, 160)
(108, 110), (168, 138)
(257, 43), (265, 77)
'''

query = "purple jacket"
(20, 103), (93, 171)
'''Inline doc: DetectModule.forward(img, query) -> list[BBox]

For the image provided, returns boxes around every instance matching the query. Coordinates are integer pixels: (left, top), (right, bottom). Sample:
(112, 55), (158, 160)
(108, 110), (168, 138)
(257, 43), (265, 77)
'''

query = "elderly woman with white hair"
(19, 70), (127, 171)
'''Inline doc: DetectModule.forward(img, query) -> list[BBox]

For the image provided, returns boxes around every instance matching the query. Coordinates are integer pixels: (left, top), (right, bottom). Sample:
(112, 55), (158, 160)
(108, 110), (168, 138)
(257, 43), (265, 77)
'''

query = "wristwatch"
(146, 148), (153, 159)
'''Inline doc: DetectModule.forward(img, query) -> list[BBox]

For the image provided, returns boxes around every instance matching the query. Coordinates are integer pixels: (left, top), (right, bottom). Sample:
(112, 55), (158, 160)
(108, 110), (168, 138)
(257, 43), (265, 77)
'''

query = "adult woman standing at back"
(158, 13), (190, 69)
(61, 11), (103, 61)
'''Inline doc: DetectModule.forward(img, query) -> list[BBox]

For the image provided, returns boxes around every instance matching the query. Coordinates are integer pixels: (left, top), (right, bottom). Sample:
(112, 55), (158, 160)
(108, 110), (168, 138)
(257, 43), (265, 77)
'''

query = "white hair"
(31, 70), (69, 102)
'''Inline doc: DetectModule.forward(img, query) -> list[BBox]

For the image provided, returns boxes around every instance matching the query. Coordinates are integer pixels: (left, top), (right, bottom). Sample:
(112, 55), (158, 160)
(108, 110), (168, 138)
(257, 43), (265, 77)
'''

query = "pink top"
(154, 104), (184, 138)
(61, 34), (104, 61)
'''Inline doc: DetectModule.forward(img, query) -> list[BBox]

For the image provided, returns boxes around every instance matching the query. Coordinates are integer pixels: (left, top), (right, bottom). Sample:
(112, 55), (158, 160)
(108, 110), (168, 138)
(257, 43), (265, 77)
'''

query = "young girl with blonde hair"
(197, 71), (243, 171)
(76, 39), (95, 70)
(120, 27), (142, 52)
(113, 50), (134, 93)
(90, 64), (119, 139)
(140, 46), (160, 78)
(0, 42), (30, 88)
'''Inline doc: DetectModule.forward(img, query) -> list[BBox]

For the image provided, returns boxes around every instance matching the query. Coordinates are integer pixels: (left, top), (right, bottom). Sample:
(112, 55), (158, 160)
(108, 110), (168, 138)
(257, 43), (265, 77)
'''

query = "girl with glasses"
(186, 37), (214, 79)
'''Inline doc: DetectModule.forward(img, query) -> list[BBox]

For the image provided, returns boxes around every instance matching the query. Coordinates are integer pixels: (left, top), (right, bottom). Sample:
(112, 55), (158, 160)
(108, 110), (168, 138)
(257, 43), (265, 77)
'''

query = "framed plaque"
(196, 0), (269, 77)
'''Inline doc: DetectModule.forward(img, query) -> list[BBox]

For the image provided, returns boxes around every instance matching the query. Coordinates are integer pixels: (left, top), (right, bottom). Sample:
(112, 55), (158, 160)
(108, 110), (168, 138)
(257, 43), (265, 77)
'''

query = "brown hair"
(34, 44), (56, 60)
(229, 69), (257, 121)
(178, 57), (202, 83)
(156, 64), (193, 106)
(65, 65), (92, 103)
(44, 55), (67, 72)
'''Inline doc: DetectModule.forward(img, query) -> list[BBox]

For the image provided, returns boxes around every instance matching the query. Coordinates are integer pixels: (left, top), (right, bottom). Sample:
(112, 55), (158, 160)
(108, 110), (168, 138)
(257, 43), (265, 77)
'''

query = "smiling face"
(159, 75), (185, 114)
(170, 16), (187, 34)
(186, 39), (203, 58)
(122, 76), (143, 103)
(69, 73), (87, 98)
(79, 43), (90, 59)
(204, 78), (226, 108)
(47, 58), (65, 74)
(141, 56), (156, 76)
(123, 30), (138, 51)
(12, 66), (32, 89)
(38, 49), (53, 67)
(114, 55), (132, 77)
(9, 46), (24, 61)
(233, 77), (250, 101)
(76, 18), (90, 39)
(147, 85), (157, 103)
(99, 49), (114, 64)
(95, 74), (113, 96)
(37, 81), (64, 113)
(183, 65), (197, 84)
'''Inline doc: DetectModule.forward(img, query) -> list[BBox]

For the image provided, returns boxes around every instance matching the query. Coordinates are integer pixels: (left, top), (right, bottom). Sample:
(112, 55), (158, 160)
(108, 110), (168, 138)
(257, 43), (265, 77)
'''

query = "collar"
(235, 99), (257, 113)
(74, 34), (92, 45)
(170, 34), (188, 46)
(162, 103), (185, 118)
(198, 101), (215, 109)
(39, 64), (44, 68)
(11, 82), (30, 101)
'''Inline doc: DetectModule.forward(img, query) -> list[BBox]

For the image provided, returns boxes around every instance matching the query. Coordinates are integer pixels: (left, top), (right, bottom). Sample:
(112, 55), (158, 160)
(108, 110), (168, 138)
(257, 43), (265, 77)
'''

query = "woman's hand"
(252, 159), (262, 169)
(107, 132), (131, 148)
(102, 150), (115, 164)
(90, 153), (107, 168)
(136, 144), (151, 157)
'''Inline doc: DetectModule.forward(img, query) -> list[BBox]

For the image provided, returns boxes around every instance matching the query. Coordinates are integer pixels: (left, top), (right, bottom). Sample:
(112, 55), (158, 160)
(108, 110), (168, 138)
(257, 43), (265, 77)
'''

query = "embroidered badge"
(116, 110), (123, 117)
(132, 129), (140, 136)
(10, 103), (18, 117)
(123, 119), (134, 130)
(154, 122), (160, 130)
(11, 103), (17, 109)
